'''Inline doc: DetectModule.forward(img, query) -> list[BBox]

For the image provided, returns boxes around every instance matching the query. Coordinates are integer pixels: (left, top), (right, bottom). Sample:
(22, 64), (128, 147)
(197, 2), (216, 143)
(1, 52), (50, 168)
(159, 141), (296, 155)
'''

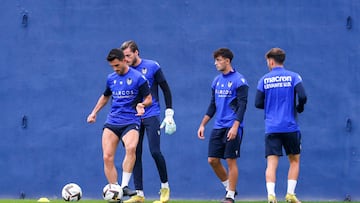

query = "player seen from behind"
(255, 47), (307, 203)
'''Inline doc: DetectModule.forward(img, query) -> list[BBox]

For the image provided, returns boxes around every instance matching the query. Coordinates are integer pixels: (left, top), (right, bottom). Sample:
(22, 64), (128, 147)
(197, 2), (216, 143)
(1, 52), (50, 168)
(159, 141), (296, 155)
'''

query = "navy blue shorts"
(265, 131), (301, 157)
(104, 123), (140, 140)
(208, 127), (244, 159)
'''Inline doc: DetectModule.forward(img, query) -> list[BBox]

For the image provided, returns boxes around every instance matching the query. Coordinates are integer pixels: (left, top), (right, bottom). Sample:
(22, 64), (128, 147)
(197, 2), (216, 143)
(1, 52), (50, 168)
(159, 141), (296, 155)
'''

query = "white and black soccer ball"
(102, 183), (123, 202)
(62, 183), (82, 201)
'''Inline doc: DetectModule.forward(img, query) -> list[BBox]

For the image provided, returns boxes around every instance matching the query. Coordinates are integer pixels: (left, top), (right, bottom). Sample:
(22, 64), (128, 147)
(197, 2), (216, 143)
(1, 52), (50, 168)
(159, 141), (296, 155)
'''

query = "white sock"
(287, 180), (297, 195)
(161, 182), (169, 189)
(121, 172), (132, 188)
(266, 182), (276, 196)
(222, 180), (229, 191)
(226, 190), (235, 200)
(136, 190), (144, 197)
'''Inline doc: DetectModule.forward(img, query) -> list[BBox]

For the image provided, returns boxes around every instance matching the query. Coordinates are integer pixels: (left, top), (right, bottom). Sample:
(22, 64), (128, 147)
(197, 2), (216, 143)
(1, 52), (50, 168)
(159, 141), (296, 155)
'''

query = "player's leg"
(146, 117), (168, 183)
(266, 155), (279, 195)
(222, 127), (242, 202)
(284, 132), (302, 203)
(288, 154), (300, 187)
(209, 156), (232, 203)
(145, 116), (170, 203)
(208, 157), (228, 182)
(208, 129), (228, 183)
(217, 157), (234, 203)
(121, 125), (140, 197)
(134, 124), (145, 190)
(102, 128), (120, 184)
(208, 128), (234, 203)
(124, 123), (146, 203)
(285, 154), (301, 203)
(265, 133), (282, 203)
(225, 158), (238, 196)
(266, 155), (279, 183)
(266, 155), (279, 203)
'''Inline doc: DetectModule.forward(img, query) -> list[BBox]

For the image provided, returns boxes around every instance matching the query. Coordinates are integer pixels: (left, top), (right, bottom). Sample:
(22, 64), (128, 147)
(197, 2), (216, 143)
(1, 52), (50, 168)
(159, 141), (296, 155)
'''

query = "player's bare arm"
(198, 115), (211, 140)
(87, 95), (110, 123)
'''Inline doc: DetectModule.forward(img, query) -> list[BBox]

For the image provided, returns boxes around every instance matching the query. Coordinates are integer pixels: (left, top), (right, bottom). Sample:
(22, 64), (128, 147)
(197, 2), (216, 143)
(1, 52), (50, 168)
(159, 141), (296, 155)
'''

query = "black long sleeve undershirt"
(159, 80), (172, 109)
(233, 85), (248, 123)
(154, 69), (173, 109)
(255, 90), (265, 109)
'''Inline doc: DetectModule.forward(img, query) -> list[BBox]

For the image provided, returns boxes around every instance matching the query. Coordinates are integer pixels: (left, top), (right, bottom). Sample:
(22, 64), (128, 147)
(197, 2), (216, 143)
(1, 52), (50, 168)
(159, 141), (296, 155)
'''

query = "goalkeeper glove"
(160, 108), (176, 135)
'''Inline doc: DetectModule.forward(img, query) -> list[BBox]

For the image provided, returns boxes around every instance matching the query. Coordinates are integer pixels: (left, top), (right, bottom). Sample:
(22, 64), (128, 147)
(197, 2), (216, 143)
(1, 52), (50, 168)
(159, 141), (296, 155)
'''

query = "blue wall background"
(0, 0), (359, 201)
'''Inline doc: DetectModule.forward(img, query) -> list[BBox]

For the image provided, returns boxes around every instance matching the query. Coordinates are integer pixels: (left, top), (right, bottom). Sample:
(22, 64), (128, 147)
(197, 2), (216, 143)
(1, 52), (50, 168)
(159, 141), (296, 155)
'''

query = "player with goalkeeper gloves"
(121, 40), (175, 203)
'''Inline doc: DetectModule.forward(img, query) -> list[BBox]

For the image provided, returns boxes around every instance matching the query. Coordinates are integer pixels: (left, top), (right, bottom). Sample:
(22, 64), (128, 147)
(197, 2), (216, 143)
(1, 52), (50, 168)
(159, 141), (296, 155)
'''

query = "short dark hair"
(265, 48), (286, 64)
(107, 48), (124, 61)
(213, 48), (234, 62)
(120, 40), (139, 53)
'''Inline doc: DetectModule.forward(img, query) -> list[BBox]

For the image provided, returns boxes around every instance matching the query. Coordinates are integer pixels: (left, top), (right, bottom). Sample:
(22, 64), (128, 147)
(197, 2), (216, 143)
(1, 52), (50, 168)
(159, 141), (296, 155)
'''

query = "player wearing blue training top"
(255, 48), (307, 203)
(120, 40), (175, 203)
(198, 48), (248, 203)
(87, 48), (152, 198)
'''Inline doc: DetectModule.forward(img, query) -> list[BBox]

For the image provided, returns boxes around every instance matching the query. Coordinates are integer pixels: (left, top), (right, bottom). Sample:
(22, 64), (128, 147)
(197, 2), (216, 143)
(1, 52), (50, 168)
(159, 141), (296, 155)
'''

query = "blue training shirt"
(130, 59), (165, 118)
(212, 70), (248, 129)
(257, 67), (303, 133)
(104, 68), (150, 126)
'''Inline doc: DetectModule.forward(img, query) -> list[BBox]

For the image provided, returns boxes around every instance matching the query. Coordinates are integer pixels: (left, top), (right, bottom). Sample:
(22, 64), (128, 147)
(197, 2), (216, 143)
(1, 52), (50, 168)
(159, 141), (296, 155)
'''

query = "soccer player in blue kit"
(197, 48), (248, 203)
(87, 48), (152, 198)
(255, 48), (307, 203)
(120, 40), (175, 203)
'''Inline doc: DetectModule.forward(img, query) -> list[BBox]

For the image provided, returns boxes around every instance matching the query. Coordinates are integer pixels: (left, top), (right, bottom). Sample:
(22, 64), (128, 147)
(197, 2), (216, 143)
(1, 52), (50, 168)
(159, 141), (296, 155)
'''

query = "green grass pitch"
(0, 200), (359, 203)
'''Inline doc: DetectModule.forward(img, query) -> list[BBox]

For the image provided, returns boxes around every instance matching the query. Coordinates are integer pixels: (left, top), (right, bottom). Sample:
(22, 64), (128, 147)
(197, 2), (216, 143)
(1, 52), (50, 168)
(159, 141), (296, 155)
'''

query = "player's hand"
(197, 125), (205, 140)
(296, 104), (304, 113)
(227, 126), (238, 141)
(87, 113), (96, 123)
(160, 108), (176, 135)
(136, 103), (145, 116)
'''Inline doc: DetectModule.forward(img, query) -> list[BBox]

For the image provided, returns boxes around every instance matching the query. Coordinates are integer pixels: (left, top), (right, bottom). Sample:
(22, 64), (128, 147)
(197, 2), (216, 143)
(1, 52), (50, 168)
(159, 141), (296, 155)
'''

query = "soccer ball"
(62, 183), (82, 201)
(102, 183), (123, 202)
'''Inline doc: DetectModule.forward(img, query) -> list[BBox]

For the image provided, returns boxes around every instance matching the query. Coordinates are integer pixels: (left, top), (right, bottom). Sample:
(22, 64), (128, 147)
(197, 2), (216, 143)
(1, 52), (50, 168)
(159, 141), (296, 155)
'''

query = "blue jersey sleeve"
(293, 74), (303, 86)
